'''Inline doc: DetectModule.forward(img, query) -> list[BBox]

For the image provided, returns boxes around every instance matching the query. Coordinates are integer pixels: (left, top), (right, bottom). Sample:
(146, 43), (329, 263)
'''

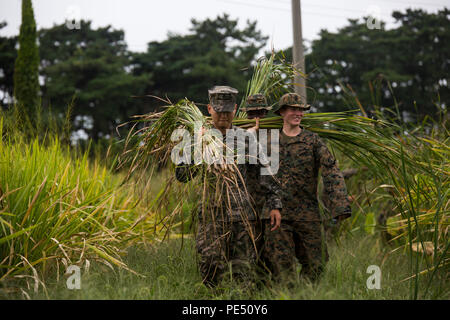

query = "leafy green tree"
(13, 0), (40, 117)
(387, 9), (449, 120)
(306, 18), (395, 113)
(283, 9), (449, 121)
(132, 14), (268, 111)
(0, 22), (17, 108)
(39, 20), (150, 139)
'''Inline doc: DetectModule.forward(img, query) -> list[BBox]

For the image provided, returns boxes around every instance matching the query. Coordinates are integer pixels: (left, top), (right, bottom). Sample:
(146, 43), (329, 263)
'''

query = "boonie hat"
(208, 86), (238, 112)
(274, 93), (310, 115)
(241, 94), (272, 112)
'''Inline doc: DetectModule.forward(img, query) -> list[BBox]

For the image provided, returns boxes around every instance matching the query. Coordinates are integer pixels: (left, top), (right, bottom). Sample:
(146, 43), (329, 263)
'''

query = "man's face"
(208, 104), (236, 131)
(280, 106), (304, 126)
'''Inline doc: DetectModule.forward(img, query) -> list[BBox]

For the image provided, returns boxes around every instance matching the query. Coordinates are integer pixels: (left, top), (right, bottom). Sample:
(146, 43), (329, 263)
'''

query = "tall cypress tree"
(13, 0), (39, 117)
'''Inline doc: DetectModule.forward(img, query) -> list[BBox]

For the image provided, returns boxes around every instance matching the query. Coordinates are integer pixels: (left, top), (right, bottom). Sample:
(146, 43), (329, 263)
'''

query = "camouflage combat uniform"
(243, 94), (276, 270)
(263, 93), (351, 281)
(243, 94), (274, 220)
(175, 86), (282, 287)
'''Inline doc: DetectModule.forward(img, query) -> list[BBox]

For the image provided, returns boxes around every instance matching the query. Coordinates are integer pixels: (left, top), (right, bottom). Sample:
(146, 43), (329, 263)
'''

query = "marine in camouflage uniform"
(262, 93), (351, 282)
(242, 94), (276, 275)
(175, 86), (282, 287)
(242, 94), (274, 219)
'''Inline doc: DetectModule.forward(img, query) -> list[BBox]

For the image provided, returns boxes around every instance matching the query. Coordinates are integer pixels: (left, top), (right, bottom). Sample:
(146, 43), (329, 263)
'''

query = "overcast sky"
(0, 0), (448, 53)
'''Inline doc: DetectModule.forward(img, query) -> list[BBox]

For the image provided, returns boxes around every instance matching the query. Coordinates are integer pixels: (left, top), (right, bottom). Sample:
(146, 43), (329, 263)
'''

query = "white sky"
(0, 0), (448, 53)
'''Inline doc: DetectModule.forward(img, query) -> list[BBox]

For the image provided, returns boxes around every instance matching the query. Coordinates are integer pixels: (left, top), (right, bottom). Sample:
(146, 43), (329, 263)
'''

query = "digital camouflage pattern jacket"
(263, 128), (351, 221)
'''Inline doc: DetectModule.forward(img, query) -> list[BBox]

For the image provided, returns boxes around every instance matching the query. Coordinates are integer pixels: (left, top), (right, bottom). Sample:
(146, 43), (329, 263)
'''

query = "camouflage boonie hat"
(274, 93), (310, 115)
(241, 94), (272, 112)
(208, 86), (238, 112)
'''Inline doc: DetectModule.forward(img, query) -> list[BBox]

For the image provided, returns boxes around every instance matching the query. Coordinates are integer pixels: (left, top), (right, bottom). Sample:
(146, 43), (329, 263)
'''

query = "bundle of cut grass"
(236, 52), (297, 116)
(119, 98), (259, 238)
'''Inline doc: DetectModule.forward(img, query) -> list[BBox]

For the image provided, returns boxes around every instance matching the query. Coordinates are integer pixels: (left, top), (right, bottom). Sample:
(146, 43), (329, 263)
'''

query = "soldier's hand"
(270, 209), (281, 231)
(248, 117), (260, 133)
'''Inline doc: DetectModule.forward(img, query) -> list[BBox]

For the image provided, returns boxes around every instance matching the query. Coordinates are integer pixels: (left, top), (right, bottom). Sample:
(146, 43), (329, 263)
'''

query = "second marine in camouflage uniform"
(242, 94), (276, 275)
(242, 94), (274, 217)
(263, 93), (351, 281)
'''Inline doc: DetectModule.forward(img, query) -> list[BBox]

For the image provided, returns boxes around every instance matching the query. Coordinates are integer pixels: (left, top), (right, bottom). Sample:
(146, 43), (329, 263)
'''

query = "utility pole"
(291, 0), (307, 103)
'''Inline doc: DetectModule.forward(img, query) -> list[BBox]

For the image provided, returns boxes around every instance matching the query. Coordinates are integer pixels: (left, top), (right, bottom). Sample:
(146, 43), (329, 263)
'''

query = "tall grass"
(0, 116), (159, 296)
(121, 53), (448, 299)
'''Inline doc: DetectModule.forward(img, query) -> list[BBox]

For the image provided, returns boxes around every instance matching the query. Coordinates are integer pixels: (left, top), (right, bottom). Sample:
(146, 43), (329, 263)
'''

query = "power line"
(277, 0), (448, 8)
(258, 0), (447, 15)
(216, 0), (393, 20)
(353, 0), (447, 7)
(216, 0), (290, 13)
(263, 0), (379, 15)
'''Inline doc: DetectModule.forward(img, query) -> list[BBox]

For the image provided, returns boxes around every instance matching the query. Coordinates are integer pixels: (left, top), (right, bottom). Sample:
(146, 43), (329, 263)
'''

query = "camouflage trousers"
(262, 219), (329, 282)
(195, 219), (260, 287)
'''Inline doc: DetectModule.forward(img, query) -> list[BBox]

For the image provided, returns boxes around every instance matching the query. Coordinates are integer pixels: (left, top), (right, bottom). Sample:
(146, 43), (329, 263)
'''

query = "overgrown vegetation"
(0, 97), (447, 298)
(0, 5), (447, 299)
(120, 54), (448, 300)
(0, 113), (164, 296)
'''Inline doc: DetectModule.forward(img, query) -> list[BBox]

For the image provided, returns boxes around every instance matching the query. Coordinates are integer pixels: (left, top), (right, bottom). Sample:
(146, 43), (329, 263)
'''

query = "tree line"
(0, 7), (448, 140)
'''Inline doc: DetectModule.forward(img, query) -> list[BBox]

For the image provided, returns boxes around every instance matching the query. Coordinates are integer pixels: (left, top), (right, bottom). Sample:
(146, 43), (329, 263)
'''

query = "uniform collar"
(280, 126), (308, 144)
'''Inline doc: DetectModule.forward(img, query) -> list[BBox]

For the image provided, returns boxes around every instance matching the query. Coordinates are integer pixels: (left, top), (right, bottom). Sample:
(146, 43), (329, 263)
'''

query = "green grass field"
(2, 229), (446, 300)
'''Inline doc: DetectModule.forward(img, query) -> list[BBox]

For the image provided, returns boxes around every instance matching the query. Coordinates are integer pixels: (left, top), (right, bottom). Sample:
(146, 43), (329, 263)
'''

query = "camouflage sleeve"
(259, 171), (283, 211)
(314, 135), (351, 220)
(253, 132), (282, 211)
